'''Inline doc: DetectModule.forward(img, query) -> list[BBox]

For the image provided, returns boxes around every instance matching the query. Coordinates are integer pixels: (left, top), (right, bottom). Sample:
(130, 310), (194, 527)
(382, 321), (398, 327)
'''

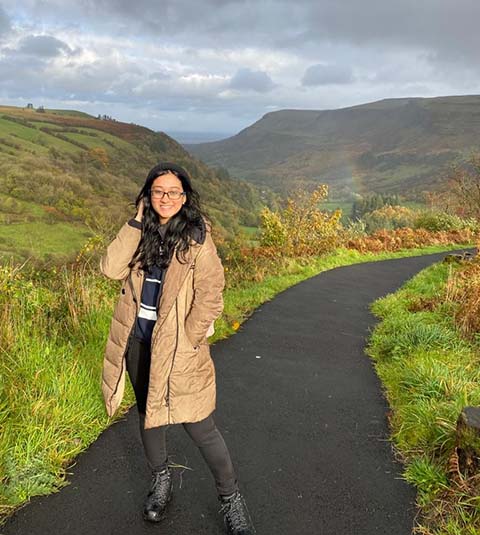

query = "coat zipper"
(164, 297), (179, 424)
(110, 272), (138, 403)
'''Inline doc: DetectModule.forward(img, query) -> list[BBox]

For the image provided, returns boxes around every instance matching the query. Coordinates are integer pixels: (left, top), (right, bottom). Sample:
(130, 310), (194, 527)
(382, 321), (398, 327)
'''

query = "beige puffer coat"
(99, 218), (225, 429)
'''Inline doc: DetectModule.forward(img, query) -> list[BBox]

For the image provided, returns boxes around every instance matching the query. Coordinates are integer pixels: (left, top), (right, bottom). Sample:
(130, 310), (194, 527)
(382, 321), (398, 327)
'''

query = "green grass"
(60, 130), (133, 152)
(0, 195), (96, 264)
(366, 259), (480, 533)
(239, 225), (259, 237)
(0, 117), (47, 153)
(49, 109), (95, 118)
(0, 222), (93, 263)
(0, 115), (140, 163)
(25, 121), (64, 130)
(0, 117), (80, 155)
(0, 271), (115, 514)
(0, 193), (47, 219)
(321, 200), (353, 223)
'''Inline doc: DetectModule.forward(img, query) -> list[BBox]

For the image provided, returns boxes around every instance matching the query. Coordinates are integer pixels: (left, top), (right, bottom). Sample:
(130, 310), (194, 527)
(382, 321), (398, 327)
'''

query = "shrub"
(260, 185), (342, 256)
(362, 204), (416, 233)
(413, 210), (478, 232)
(342, 218), (368, 240)
(259, 207), (287, 248)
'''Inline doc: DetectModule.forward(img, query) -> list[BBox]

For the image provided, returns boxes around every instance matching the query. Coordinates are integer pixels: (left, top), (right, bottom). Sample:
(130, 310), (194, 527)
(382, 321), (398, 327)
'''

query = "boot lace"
(149, 469), (171, 504)
(219, 492), (250, 530)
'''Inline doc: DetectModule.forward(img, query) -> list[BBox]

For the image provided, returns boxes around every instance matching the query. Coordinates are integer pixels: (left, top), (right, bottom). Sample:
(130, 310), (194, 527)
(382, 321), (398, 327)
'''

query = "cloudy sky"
(1, 0), (479, 137)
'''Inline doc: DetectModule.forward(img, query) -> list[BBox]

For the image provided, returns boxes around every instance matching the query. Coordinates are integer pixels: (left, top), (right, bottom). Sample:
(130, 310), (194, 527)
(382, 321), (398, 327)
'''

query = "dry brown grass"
(347, 227), (476, 253)
(444, 246), (480, 339)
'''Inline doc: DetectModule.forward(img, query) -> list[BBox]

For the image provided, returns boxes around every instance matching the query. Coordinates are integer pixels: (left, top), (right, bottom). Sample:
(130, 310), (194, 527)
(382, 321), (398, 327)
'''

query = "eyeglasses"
(151, 189), (186, 200)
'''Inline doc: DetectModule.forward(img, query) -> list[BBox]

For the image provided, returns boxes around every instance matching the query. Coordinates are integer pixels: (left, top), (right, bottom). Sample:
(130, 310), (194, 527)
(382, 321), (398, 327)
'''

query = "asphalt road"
(2, 248), (474, 535)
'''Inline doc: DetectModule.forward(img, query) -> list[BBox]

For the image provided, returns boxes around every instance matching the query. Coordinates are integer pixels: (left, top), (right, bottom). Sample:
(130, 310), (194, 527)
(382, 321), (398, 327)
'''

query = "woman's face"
(150, 172), (186, 224)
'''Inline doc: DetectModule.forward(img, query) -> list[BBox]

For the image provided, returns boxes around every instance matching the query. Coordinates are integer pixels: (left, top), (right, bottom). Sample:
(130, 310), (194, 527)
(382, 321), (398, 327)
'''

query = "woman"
(99, 162), (255, 534)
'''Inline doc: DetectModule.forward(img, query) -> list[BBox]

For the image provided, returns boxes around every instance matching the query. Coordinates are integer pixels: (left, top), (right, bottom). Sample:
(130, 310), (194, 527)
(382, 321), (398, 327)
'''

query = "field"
(0, 104), (272, 264)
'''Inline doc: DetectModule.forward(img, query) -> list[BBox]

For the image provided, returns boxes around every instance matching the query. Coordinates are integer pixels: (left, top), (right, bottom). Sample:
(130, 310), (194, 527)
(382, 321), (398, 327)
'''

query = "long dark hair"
(128, 162), (208, 271)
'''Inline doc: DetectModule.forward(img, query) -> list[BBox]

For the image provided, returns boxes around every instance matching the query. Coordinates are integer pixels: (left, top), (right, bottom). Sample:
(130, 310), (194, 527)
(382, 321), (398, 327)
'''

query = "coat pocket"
(184, 333), (200, 352)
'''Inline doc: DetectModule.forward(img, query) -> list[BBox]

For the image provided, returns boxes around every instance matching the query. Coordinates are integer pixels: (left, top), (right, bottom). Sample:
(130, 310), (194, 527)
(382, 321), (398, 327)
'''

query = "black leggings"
(125, 335), (239, 496)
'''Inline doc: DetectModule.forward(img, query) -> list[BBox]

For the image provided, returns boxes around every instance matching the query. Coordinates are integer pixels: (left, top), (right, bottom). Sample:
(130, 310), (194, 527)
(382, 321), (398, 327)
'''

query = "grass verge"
(366, 255), (480, 534)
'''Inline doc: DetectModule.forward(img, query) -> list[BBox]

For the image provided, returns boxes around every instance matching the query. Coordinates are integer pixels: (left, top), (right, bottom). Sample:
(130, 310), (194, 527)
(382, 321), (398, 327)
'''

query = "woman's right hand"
(134, 197), (145, 222)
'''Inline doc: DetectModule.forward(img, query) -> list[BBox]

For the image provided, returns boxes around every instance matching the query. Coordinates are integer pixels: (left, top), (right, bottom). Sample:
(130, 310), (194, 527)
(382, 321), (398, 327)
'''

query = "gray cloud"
(302, 64), (354, 86)
(0, 43), (142, 102)
(303, 1), (480, 69)
(14, 0), (480, 68)
(17, 35), (73, 57)
(0, 54), (50, 98)
(1, 0), (480, 133)
(229, 68), (276, 93)
(149, 70), (172, 81)
(0, 5), (11, 36)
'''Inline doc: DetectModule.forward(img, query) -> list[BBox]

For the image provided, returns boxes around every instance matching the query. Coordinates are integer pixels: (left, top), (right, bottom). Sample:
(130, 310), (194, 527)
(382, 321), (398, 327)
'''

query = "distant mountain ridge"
(185, 94), (480, 199)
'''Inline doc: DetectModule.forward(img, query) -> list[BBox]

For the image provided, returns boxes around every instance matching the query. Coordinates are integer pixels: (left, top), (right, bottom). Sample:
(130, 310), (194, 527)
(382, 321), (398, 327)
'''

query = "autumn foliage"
(346, 227), (476, 253)
(426, 153), (480, 220)
(444, 250), (480, 339)
(260, 184), (342, 256)
(362, 204), (416, 232)
(215, 187), (479, 290)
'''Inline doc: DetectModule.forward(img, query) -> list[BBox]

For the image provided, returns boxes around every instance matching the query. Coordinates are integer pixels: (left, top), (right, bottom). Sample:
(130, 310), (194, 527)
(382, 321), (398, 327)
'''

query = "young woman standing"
(100, 162), (255, 534)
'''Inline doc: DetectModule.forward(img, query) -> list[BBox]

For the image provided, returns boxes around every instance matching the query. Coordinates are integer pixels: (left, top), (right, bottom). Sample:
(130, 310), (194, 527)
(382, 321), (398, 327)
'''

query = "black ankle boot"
(143, 467), (173, 522)
(219, 490), (256, 535)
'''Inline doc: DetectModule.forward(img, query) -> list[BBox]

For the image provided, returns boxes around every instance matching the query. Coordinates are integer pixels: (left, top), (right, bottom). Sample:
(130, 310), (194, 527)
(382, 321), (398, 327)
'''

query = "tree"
(427, 153), (480, 220)
(260, 184), (342, 256)
(87, 147), (109, 169)
(351, 192), (402, 220)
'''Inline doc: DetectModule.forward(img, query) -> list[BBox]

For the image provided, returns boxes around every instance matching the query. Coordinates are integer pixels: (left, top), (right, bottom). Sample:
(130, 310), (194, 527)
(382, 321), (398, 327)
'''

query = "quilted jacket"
(99, 218), (224, 429)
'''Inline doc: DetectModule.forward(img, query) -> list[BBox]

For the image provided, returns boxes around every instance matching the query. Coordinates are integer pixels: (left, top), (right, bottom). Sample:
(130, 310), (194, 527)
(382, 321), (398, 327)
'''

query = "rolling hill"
(185, 94), (480, 199)
(0, 105), (272, 265)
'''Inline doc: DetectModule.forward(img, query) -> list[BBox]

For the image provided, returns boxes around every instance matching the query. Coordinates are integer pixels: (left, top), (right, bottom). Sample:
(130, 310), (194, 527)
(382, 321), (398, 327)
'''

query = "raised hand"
(135, 197), (145, 222)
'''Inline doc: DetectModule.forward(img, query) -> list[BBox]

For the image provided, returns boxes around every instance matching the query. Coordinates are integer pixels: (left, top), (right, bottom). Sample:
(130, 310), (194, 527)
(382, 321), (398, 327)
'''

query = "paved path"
(2, 248), (474, 535)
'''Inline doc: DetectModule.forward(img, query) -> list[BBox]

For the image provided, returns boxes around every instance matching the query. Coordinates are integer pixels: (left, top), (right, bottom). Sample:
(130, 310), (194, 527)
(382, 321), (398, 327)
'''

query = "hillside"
(0, 105), (271, 265)
(185, 94), (480, 199)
